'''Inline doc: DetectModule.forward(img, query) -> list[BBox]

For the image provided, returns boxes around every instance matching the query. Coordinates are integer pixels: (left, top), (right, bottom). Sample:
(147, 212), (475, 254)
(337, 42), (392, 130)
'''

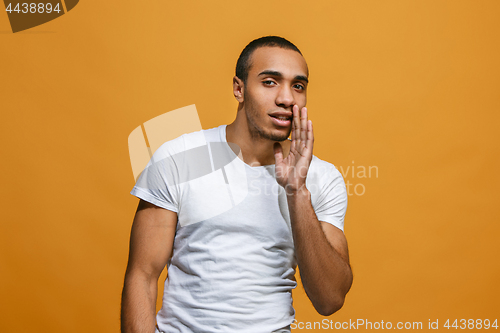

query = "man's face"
(241, 46), (308, 142)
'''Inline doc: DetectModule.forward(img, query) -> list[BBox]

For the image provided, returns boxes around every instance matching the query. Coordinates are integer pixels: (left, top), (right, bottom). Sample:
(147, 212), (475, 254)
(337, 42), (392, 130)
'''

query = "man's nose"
(275, 86), (295, 109)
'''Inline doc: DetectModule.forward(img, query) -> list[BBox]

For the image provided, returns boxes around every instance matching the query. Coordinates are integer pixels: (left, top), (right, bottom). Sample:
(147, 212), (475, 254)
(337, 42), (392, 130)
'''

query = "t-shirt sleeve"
(130, 141), (180, 213)
(309, 160), (348, 232)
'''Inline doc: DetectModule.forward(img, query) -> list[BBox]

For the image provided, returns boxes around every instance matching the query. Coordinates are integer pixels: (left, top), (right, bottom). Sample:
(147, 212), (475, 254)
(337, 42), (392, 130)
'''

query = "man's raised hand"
(274, 105), (314, 194)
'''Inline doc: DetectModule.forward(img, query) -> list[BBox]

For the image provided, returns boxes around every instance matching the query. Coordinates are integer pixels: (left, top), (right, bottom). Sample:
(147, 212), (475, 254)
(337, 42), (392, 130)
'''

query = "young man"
(121, 36), (352, 333)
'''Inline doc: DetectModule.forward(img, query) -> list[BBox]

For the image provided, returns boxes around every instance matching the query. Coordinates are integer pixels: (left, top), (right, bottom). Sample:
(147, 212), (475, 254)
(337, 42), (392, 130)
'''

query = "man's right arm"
(121, 199), (178, 333)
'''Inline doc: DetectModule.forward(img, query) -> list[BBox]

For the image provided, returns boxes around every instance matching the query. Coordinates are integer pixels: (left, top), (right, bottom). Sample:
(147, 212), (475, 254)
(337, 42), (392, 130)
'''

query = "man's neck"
(226, 119), (291, 167)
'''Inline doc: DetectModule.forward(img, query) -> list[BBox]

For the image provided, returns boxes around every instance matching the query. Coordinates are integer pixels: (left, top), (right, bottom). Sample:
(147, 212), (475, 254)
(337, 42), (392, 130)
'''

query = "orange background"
(1, 1), (499, 332)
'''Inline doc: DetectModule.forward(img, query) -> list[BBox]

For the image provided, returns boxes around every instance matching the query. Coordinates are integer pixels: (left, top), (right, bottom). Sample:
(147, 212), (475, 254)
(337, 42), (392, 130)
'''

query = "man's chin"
(266, 130), (292, 142)
(251, 123), (291, 142)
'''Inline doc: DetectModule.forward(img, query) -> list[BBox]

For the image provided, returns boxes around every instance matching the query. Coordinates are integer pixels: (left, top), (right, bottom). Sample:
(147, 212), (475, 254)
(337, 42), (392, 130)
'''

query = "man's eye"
(293, 84), (305, 90)
(263, 80), (276, 86)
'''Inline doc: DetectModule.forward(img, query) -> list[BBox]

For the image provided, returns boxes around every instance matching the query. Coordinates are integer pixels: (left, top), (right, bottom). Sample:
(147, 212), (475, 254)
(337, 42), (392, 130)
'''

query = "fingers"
(273, 142), (286, 180)
(292, 104), (299, 143)
(291, 105), (313, 155)
(306, 119), (314, 152)
(300, 107), (308, 143)
(292, 105), (306, 142)
(273, 142), (284, 165)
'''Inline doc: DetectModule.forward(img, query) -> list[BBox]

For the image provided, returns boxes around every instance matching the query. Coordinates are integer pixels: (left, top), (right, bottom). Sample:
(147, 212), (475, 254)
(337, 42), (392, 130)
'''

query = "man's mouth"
(269, 113), (292, 127)
(270, 115), (292, 121)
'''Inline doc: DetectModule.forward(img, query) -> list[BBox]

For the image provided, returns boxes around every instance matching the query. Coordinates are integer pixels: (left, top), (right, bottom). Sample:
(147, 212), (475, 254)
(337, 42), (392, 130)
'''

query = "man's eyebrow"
(258, 70), (283, 77)
(295, 75), (309, 83)
(257, 70), (309, 83)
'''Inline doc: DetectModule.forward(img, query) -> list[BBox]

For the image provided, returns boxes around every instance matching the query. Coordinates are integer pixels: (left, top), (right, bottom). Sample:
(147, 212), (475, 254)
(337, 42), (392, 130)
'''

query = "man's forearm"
(287, 187), (353, 316)
(121, 271), (158, 333)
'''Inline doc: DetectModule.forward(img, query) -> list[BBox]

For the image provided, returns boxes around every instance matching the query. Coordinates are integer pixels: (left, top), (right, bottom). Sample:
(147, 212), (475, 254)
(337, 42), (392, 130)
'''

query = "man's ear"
(233, 76), (244, 103)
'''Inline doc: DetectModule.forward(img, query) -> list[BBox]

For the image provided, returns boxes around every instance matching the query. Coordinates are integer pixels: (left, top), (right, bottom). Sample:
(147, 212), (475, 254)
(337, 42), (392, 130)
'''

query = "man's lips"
(269, 111), (293, 118)
(269, 111), (293, 127)
(269, 111), (293, 121)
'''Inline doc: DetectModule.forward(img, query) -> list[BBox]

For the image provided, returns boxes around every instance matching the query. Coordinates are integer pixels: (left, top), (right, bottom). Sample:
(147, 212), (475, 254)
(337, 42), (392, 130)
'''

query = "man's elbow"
(314, 295), (346, 316)
(311, 269), (353, 316)
(314, 279), (352, 316)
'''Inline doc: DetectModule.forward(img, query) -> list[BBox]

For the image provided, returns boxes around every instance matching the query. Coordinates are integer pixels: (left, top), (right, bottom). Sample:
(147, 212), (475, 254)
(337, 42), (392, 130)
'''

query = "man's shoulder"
(152, 125), (225, 159)
(309, 155), (342, 180)
(306, 155), (345, 192)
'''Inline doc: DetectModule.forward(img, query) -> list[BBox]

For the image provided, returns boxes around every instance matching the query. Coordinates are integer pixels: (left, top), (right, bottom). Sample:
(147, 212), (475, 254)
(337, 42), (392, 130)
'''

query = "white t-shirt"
(131, 125), (348, 333)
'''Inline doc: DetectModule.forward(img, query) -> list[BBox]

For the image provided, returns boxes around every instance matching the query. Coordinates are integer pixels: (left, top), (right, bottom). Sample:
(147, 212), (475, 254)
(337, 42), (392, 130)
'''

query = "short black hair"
(235, 36), (303, 83)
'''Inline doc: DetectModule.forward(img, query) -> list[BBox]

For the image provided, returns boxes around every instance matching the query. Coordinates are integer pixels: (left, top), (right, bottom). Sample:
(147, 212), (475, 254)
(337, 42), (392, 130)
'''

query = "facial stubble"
(245, 106), (292, 142)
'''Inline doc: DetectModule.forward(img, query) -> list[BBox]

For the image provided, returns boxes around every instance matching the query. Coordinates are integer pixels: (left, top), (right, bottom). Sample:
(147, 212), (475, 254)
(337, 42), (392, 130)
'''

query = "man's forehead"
(248, 46), (308, 78)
